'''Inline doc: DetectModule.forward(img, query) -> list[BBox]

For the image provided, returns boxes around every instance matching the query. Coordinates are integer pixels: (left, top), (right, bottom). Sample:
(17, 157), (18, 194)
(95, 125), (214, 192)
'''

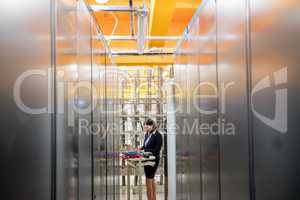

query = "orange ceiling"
(86, 0), (202, 51)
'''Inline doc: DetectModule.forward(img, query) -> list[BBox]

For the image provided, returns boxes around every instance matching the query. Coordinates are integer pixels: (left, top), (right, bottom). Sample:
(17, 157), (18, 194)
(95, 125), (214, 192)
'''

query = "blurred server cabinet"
(0, 0), (53, 200)
(173, 0), (300, 200)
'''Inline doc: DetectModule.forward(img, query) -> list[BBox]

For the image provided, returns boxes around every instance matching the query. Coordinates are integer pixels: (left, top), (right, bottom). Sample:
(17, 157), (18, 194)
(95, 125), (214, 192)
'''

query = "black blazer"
(141, 130), (162, 161)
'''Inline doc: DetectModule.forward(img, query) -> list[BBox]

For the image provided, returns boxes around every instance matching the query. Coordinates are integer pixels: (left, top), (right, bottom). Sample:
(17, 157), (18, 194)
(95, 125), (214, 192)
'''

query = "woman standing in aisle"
(140, 119), (162, 200)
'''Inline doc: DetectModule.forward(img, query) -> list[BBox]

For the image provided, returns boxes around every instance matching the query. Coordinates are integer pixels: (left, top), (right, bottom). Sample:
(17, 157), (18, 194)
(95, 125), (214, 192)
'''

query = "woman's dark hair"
(144, 118), (155, 126)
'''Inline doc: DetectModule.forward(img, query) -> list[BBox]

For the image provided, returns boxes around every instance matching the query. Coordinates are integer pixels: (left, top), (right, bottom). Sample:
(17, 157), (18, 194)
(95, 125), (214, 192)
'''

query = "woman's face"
(144, 124), (153, 133)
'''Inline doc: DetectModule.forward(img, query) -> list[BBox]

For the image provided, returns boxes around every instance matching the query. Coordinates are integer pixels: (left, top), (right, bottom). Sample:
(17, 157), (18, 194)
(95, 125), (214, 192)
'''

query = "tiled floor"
(119, 175), (166, 200)
(120, 191), (165, 200)
(120, 186), (165, 200)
